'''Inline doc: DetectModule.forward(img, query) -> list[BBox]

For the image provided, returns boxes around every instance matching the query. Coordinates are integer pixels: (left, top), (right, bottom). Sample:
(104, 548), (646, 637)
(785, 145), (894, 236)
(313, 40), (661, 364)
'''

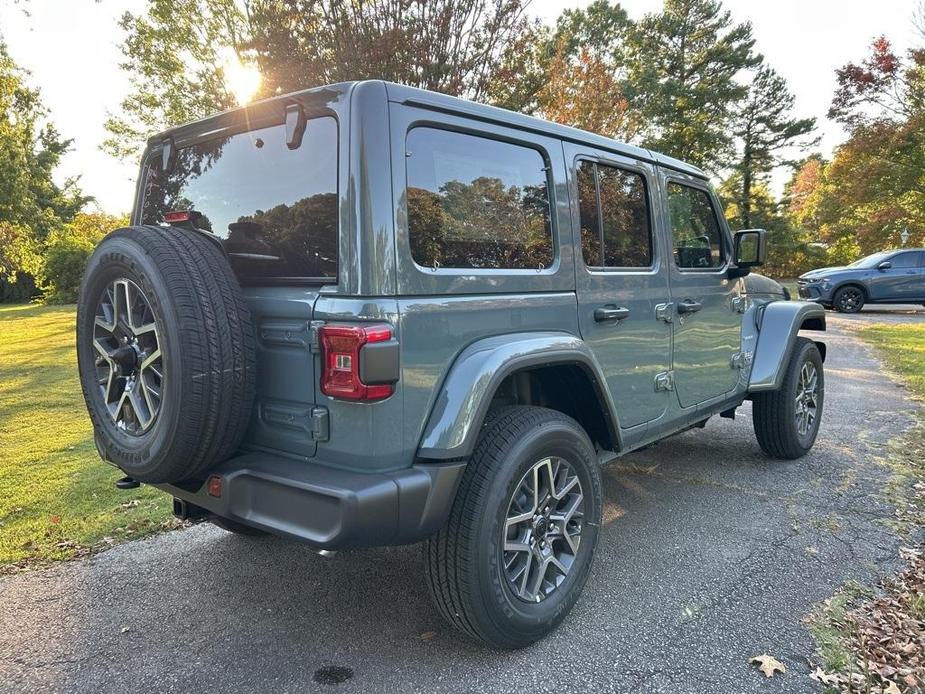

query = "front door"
(662, 175), (741, 408)
(870, 250), (925, 301)
(568, 146), (671, 429)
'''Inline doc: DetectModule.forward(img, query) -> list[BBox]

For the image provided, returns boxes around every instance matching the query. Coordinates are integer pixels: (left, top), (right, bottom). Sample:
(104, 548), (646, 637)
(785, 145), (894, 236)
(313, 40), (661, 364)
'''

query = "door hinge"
(655, 302), (674, 323)
(309, 320), (325, 353)
(655, 370), (674, 391)
(311, 406), (330, 442)
(732, 296), (748, 313)
(730, 351), (750, 369)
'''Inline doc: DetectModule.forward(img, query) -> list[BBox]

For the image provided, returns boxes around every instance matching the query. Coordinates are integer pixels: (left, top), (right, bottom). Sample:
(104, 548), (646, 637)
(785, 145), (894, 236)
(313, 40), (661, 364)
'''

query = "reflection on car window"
(577, 161), (652, 268)
(140, 117), (338, 281)
(406, 127), (553, 270)
(889, 252), (921, 268)
(667, 183), (724, 269)
(848, 252), (890, 268)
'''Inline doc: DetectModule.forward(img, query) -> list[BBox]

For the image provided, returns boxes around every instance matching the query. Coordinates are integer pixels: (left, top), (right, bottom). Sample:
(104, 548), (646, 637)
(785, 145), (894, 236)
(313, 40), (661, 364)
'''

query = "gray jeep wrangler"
(77, 81), (826, 648)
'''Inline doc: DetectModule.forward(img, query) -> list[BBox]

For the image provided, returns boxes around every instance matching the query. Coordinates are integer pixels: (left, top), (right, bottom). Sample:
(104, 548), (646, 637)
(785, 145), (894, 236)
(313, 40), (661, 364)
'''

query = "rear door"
(661, 174), (741, 408)
(917, 252), (925, 301)
(566, 144), (672, 430)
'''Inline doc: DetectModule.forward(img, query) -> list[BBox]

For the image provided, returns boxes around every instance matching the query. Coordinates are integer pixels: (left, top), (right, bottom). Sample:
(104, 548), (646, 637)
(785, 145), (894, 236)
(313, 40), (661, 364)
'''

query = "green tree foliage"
(538, 41), (639, 140)
(42, 212), (129, 304)
(489, 1), (633, 120)
(785, 35), (925, 259)
(102, 0), (243, 161)
(105, 0), (533, 159)
(0, 41), (87, 301)
(505, 0), (760, 171)
(626, 0), (759, 171)
(729, 65), (816, 229)
(721, 173), (823, 277)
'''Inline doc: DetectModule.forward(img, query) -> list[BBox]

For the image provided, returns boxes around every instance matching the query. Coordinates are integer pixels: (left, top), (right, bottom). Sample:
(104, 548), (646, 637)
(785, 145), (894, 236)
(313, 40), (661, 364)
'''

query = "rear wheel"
(423, 406), (602, 649)
(833, 285), (865, 313)
(752, 337), (824, 459)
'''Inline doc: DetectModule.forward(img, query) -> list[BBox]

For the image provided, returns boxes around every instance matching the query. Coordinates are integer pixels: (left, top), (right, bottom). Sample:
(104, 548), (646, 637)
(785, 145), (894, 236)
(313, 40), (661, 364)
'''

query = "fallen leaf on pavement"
(750, 654), (786, 678)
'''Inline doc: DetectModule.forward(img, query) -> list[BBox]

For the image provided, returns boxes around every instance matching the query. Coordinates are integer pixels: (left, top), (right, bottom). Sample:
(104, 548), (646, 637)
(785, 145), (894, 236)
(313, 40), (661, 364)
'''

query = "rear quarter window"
(140, 116), (338, 282)
(405, 127), (554, 270)
(576, 160), (652, 269)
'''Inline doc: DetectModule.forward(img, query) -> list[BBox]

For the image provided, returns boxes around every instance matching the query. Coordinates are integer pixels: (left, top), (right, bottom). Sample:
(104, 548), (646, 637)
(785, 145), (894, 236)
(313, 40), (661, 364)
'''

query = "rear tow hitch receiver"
(172, 497), (211, 522)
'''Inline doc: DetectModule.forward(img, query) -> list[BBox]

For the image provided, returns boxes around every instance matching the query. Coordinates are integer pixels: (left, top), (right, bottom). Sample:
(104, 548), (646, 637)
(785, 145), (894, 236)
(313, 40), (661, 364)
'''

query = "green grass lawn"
(0, 304), (173, 571)
(860, 322), (925, 401)
(860, 321), (925, 525)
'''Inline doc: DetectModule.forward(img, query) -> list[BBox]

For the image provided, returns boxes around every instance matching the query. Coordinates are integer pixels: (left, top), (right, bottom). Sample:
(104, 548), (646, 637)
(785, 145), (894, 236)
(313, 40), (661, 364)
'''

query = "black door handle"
(677, 299), (703, 314)
(594, 306), (630, 322)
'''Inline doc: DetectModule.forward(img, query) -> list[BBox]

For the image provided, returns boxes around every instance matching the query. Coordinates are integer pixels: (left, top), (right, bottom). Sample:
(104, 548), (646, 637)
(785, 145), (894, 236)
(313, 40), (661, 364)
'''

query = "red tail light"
(207, 475), (223, 498)
(163, 210), (192, 223)
(319, 324), (394, 401)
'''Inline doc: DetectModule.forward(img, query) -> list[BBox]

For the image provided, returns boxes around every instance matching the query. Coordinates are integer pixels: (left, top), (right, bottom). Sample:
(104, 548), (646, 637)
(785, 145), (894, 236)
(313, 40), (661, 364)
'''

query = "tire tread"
(77, 225), (256, 482)
(752, 337), (823, 460)
(423, 406), (597, 647)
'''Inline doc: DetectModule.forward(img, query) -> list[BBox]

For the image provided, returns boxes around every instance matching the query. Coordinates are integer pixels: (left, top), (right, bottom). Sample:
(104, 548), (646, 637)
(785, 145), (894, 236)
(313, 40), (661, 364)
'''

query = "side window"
(576, 160), (652, 268)
(890, 252), (920, 268)
(406, 127), (553, 270)
(667, 182), (725, 270)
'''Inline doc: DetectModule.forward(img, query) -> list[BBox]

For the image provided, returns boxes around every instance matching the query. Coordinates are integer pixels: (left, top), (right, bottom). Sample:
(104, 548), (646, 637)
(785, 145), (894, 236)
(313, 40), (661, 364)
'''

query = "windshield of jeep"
(139, 116), (338, 283)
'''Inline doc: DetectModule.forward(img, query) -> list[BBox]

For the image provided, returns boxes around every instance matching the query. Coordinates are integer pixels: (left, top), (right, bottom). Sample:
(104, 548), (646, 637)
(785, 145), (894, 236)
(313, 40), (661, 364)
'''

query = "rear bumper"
(156, 453), (466, 550)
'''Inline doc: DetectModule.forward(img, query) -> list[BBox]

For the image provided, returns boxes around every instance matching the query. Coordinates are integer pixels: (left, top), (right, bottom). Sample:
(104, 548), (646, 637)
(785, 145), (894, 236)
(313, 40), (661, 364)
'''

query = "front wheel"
(752, 337), (824, 459)
(423, 406), (603, 649)
(833, 285), (865, 313)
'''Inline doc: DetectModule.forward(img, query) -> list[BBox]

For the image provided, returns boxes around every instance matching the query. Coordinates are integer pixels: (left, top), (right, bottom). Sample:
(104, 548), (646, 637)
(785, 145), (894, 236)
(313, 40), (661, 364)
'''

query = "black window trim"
(135, 113), (341, 287)
(574, 155), (657, 273)
(404, 123), (559, 276)
(664, 176), (730, 274)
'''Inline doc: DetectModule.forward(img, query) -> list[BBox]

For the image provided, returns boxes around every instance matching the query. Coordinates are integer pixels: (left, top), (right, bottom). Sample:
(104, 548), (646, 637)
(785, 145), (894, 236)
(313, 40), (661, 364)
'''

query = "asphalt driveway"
(2, 308), (923, 694)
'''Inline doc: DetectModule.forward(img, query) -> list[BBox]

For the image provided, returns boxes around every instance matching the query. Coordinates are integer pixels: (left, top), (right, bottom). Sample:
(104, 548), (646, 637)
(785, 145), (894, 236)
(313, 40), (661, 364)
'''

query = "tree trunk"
(741, 134), (753, 229)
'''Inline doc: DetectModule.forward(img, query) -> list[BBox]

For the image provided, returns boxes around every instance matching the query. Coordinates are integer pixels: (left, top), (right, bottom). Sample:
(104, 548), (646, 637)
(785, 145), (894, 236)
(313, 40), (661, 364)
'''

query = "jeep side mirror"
(877, 260), (892, 271)
(729, 229), (767, 279)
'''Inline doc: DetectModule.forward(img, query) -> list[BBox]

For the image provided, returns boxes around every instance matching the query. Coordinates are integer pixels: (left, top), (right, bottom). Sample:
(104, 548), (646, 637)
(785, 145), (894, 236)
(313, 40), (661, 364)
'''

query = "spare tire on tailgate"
(76, 225), (256, 483)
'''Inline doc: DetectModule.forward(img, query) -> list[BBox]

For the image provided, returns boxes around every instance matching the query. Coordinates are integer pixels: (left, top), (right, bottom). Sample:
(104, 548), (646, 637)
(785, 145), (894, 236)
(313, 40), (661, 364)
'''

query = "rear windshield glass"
(139, 116), (338, 282)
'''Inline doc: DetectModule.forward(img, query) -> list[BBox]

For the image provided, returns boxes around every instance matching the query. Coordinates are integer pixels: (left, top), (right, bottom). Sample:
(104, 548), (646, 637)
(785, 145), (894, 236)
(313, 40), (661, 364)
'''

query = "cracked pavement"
(2, 306), (924, 693)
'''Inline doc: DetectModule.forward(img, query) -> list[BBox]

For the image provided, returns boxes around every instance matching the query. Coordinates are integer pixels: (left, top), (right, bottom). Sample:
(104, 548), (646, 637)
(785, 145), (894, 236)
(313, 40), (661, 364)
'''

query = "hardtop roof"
(148, 80), (708, 180)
